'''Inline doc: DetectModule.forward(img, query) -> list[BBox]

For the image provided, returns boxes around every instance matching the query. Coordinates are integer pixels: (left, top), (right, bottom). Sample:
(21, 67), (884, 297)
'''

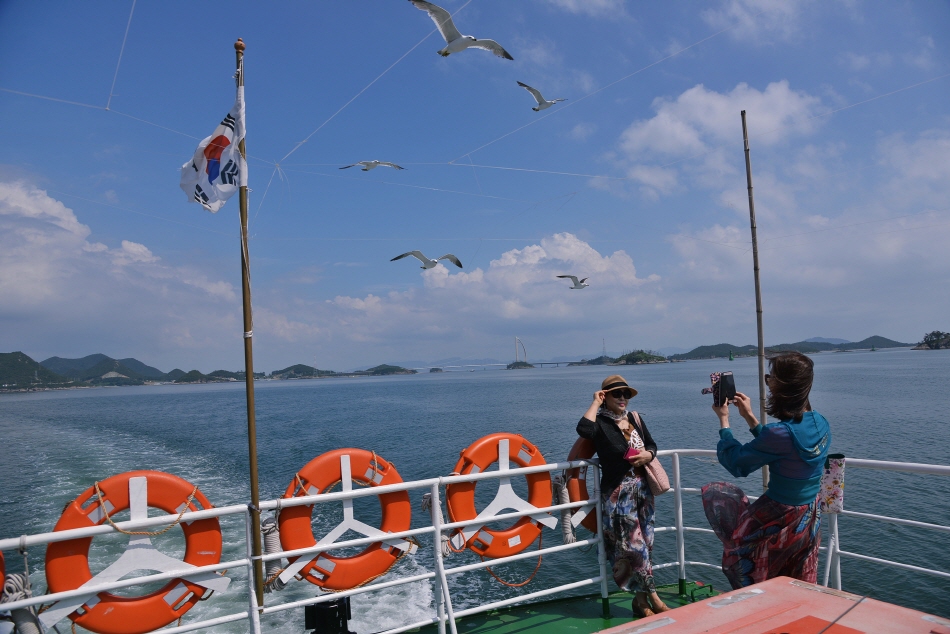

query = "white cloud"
(839, 51), (892, 72)
(661, 127), (950, 340)
(702, 0), (817, 43)
(543, 0), (626, 18)
(111, 240), (159, 266)
(0, 180), (239, 368)
(257, 233), (661, 363)
(616, 81), (822, 197)
(903, 36), (935, 69)
(569, 122), (597, 141)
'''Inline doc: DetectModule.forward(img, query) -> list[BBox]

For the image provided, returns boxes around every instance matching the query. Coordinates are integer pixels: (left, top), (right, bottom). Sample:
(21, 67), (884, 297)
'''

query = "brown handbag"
(630, 411), (671, 496)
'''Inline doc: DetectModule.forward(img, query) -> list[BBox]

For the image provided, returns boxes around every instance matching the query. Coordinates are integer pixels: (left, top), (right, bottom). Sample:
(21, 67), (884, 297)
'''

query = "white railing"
(1, 451), (948, 633)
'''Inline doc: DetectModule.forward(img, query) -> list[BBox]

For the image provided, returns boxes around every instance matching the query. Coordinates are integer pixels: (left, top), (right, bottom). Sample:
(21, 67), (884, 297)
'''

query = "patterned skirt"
(602, 471), (656, 594)
(701, 481), (821, 590)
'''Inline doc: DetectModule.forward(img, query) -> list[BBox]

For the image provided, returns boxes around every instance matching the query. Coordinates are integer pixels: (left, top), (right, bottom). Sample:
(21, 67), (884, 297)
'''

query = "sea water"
(1, 347), (947, 631)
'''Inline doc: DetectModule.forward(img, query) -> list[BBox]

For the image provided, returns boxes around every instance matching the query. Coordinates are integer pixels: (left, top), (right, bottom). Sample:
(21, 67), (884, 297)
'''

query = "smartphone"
(717, 372), (736, 406)
(624, 447), (640, 460)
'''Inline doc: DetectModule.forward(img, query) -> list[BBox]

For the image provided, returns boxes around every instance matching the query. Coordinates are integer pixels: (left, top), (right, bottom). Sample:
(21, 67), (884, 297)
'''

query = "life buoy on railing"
(43, 470), (226, 634)
(446, 433), (556, 558)
(565, 438), (598, 532)
(277, 449), (413, 591)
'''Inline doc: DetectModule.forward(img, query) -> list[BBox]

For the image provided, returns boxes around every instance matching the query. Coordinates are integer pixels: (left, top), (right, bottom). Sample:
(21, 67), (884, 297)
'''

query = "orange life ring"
(446, 433), (552, 558)
(45, 470), (222, 634)
(565, 437), (597, 532)
(278, 449), (412, 591)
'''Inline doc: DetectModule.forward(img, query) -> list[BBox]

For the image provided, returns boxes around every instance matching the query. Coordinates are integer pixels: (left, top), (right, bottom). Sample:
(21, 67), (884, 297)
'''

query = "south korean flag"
(180, 86), (247, 213)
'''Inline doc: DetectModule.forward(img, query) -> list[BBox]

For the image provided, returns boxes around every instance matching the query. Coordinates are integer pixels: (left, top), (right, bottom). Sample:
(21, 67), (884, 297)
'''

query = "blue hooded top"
(717, 411), (832, 506)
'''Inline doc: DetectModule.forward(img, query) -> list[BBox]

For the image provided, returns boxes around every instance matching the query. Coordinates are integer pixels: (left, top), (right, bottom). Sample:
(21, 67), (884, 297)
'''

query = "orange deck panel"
(597, 576), (950, 634)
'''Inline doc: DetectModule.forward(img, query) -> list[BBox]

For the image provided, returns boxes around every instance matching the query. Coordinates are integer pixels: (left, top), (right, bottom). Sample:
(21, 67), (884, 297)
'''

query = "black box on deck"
(305, 596), (353, 633)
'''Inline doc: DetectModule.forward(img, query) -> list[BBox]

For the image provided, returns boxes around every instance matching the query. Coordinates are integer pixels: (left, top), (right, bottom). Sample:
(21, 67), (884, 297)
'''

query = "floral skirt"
(602, 471), (655, 593)
(701, 481), (821, 590)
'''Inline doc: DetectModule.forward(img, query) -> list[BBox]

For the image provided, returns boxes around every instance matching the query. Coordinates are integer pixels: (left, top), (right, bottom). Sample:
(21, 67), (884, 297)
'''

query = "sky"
(1, 0), (948, 373)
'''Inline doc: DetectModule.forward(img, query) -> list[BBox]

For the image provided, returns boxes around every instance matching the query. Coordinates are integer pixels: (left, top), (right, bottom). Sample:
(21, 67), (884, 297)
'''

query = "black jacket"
(576, 412), (658, 494)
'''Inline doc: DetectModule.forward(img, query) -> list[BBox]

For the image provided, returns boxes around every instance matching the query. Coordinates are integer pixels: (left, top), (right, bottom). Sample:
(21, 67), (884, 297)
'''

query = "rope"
(552, 475), (576, 544)
(480, 533), (543, 588)
(261, 516), (286, 593)
(420, 493), (452, 558)
(318, 536), (420, 593)
(92, 482), (198, 536)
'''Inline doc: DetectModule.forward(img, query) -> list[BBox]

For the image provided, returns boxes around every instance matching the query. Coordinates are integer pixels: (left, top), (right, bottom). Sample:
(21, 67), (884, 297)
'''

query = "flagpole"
(234, 37), (266, 606)
(741, 110), (769, 493)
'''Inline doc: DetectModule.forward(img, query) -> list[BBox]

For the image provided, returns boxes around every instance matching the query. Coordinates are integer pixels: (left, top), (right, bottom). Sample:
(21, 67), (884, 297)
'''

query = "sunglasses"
(607, 389), (633, 400)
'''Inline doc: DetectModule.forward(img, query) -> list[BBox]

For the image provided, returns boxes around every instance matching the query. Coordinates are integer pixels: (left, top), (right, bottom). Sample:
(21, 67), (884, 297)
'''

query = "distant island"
(569, 350), (667, 366)
(669, 336), (912, 361)
(914, 331), (949, 350)
(0, 332), (928, 392)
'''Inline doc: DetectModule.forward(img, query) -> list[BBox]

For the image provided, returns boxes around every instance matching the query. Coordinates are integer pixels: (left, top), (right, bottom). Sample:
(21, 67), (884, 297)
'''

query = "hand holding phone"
(624, 447), (640, 461)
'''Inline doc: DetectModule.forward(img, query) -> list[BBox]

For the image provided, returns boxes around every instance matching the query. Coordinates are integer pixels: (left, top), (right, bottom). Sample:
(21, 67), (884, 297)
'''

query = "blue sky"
(1, 0), (948, 372)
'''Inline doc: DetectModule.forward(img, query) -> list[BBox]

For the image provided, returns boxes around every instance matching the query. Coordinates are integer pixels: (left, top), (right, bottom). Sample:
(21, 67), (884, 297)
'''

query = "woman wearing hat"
(577, 375), (669, 617)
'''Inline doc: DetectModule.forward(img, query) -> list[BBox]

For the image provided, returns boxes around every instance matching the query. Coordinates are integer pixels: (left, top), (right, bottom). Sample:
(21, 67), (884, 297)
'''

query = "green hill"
(359, 364), (416, 376)
(271, 364), (336, 379)
(165, 369), (187, 381)
(670, 336), (912, 360)
(568, 355), (613, 366)
(616, 350), (667, 364)
(670, 344), (758, 361)
(1, 352), (72, 388)
(175, 370), (211, 383)
(207, 369), (265, 380)
(40, 354), (163, 384)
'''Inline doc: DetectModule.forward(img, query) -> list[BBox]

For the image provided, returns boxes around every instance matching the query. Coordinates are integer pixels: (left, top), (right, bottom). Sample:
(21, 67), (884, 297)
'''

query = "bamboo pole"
(234, 37), (266, 606)
(741, 110), (769, 492)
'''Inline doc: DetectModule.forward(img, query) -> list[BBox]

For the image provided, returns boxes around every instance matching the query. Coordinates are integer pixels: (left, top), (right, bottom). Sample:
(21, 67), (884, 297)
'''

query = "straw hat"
(601, 374), (638, 398)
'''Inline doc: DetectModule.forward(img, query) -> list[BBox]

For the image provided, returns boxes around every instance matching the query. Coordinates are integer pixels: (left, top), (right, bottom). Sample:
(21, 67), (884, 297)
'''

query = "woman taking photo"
(703, 351), (832, 589)
(577, 375), (669, 617)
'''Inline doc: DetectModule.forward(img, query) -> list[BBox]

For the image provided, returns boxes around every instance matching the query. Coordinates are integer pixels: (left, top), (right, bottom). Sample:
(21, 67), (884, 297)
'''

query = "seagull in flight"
(392, 251), (463, 270)
(517, 82), (566, 111)
(408, 0), (513, 60)
(557, 275), (589, 289)
(340, 161), (405, 172)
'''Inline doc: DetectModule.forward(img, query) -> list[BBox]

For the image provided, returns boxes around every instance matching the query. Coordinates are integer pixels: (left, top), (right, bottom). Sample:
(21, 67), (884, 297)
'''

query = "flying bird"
(517, 81), (566, 111)
(392, 251), (463, 270)
(340, 161), (405, 172)
(408, 0), (514, 60)
(557, 275), (589, 289)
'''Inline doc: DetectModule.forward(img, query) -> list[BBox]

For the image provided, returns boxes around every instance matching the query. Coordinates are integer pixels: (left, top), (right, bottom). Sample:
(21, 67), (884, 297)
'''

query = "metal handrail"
(1, 451), (948, 633)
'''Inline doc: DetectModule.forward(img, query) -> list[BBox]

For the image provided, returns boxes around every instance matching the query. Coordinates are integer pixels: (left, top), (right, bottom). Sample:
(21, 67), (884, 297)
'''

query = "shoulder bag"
(630, 411), (671, 496)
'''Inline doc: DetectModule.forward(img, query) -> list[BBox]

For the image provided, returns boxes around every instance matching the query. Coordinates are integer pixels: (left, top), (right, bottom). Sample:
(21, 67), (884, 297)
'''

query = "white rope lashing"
(552, 475), (576, 544)
(1, 572), (43, 634)
(261, 516), (286, 593)
(421, 493), (451, 558)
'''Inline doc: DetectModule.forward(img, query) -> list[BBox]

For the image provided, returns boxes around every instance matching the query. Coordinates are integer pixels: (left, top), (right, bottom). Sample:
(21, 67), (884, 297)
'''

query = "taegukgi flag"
(180, 86), (247, 212)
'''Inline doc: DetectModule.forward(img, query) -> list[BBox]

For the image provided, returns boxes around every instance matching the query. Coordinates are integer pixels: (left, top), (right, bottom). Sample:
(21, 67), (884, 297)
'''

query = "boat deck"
(415, 581), (716, 634)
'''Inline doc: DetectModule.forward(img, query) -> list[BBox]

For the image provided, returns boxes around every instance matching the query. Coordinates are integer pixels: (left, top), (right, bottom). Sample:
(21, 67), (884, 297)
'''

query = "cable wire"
(448, 7), (769, 163)
(279, 0), (473, 162)
(106, 0), (137, 110)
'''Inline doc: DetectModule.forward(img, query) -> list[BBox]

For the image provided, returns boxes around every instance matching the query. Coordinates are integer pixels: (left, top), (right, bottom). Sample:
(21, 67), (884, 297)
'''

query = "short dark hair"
(766, 352), (814, 422)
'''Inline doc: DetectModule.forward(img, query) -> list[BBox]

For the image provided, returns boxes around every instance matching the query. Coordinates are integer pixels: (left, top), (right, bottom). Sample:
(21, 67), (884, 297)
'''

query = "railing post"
(672, 453), (687, 596)
(592, 463), (611, 619)
(430, 482), (458, 634)
(245, 508), (263, 634)
(831, 514), (842, 590)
